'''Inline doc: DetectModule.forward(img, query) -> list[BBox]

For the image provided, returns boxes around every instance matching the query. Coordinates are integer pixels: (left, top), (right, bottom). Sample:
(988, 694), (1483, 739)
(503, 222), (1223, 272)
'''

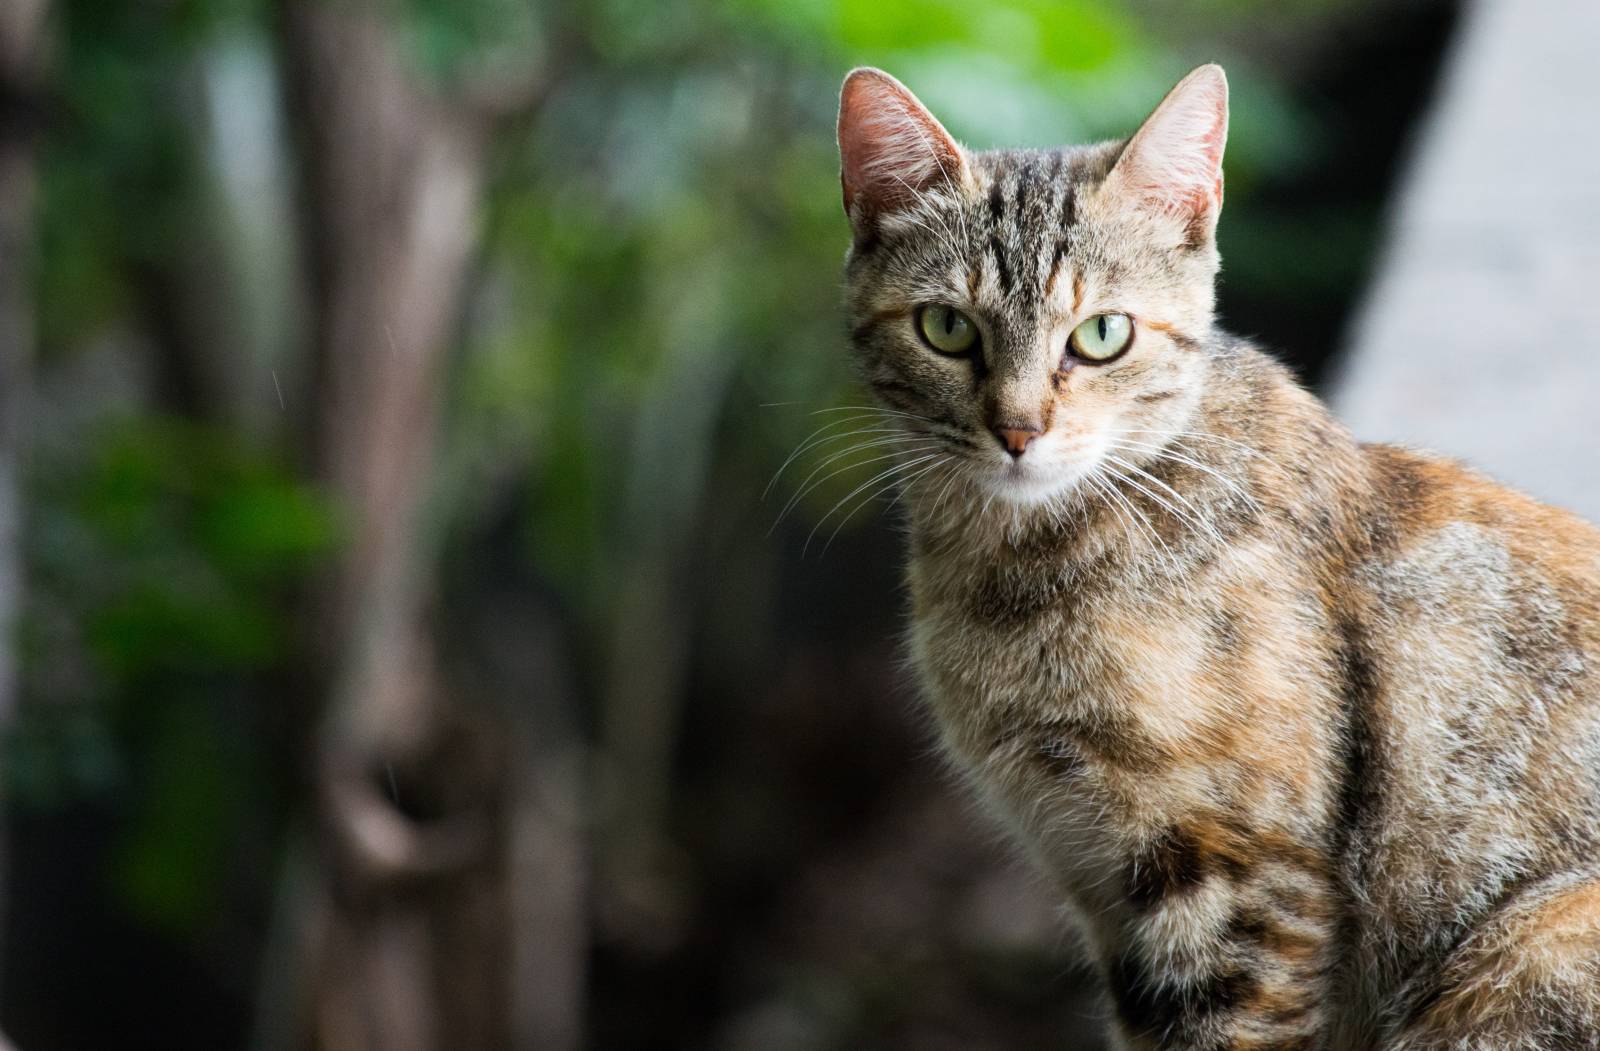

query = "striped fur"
(837, 66), (1600, 1049)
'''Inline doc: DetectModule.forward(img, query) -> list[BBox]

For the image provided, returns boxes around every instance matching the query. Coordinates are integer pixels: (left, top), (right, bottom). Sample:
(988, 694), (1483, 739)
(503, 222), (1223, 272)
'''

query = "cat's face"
(838, 66), (1229, 507)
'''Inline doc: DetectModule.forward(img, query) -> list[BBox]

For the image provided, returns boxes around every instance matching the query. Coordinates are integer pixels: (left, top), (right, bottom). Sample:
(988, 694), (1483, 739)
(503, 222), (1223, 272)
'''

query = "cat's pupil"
(943, 310), (955, 336)
(1097, 316), (1107, 341)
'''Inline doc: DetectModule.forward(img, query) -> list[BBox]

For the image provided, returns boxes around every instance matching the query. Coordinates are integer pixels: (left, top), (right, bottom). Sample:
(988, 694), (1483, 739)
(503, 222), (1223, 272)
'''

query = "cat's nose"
(993, 425), (1042, 458)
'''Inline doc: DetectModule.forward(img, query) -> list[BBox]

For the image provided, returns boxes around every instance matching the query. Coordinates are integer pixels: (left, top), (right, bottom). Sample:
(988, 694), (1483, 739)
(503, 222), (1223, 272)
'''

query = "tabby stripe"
(1142, 319), (1201, 352)
(988, 234), (1013, 293)
(1045, 240), (1070, 299)
(1331, 612), (1382, 856)
(850, 306), (908, 343)
(1127, 825), (1209, 911)
(1107, 948), (1259, 1049)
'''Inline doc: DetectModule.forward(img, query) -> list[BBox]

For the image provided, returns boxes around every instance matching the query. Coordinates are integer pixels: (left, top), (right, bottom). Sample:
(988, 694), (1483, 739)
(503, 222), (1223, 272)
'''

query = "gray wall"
(1332, 0), (1600, 522)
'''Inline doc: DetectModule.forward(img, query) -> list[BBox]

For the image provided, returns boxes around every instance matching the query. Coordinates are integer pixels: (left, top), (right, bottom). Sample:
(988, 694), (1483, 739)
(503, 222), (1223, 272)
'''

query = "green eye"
(916, 305), (979, 356)
(1069, 313), (1134, 362)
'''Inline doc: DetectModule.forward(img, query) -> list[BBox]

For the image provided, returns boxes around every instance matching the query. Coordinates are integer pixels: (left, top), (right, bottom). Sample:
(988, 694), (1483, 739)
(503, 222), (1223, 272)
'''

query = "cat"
(833, 63), (1600, 1050)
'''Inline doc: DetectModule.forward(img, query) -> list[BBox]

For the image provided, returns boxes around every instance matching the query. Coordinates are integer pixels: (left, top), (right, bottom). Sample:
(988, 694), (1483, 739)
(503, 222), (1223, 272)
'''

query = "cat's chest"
(906, 542), (1297, 871)
(907, 558), (1217, 758)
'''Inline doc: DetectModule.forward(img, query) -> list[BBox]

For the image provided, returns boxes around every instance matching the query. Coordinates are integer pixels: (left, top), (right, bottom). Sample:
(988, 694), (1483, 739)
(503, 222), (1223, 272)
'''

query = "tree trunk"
(274, 3), (513, 1047)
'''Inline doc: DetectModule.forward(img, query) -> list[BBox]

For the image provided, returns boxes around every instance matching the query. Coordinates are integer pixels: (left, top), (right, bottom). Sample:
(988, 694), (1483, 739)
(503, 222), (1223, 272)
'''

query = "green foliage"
(109, 696), (260, 935)
(37, 0), (211, 349)
(18, 416), (331, 934)
(39, 419), (334, 686)
(835, 0), (1136, 72)
(17, 419), (333, 813)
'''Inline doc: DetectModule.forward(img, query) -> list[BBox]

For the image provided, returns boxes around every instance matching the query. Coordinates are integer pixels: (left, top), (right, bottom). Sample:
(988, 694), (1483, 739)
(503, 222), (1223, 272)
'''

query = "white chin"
(982, 459), (1086, 505)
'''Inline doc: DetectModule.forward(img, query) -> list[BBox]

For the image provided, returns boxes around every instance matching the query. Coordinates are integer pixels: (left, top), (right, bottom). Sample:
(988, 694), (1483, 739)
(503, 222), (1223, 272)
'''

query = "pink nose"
(994, 426), (1042, 458)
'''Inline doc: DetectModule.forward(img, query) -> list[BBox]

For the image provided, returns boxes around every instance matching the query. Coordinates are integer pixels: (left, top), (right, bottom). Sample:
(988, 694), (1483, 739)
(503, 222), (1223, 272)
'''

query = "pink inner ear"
(838, 70), (962, 218)
(1118, 67), (1229, 221)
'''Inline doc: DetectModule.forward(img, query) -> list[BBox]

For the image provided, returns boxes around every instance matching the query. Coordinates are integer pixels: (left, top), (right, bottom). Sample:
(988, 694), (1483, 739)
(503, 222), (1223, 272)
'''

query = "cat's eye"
(1069, 313), (1134, 363)
(916, 305), (979, 356)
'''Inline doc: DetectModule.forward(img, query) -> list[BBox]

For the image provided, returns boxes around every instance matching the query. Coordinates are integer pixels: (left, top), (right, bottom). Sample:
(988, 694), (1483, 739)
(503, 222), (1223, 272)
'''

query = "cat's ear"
(1108, 64), (1229, 241)
(837, 68), (968, 234)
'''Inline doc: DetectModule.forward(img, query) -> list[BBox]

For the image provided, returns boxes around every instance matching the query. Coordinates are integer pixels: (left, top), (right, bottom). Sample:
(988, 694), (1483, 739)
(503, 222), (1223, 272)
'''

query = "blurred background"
(2, 0), (1574, 1047)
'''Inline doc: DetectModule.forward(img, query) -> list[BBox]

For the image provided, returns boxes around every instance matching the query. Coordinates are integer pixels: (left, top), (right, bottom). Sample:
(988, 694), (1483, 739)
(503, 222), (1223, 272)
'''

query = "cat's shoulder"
(1354, 441), (1600, 585)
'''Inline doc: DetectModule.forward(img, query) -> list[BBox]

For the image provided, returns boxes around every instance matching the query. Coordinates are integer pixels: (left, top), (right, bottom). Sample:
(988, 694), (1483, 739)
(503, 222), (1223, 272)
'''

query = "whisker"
(1103, 454), (1226, 547)
(808, 404), (933, 422)
(1115, 427), (1265, 459)
(765, 417), (917, 498)
(1105, 435), (1260, 507)
(1102, 455), (1209, 538)
(786, 421), (921, 460)
(775, 438), (941, 526)
(807, 403), (976, 446)
(1089, 465), (1178, 568)
(1086, 470), (1159, 553)
(927, 460), (969, 523)
(882, 455), (947, 517)
(1083, 474), (1140, 541)
(822, 455), (946, 555)
(774, 441), (942, 531)
(803, 453), (942, 556)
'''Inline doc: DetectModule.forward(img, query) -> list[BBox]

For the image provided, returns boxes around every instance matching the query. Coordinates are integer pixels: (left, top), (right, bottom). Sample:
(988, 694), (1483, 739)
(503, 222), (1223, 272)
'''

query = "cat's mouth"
(978, 433), (1107, 506)
(982, 448), (1099, 505)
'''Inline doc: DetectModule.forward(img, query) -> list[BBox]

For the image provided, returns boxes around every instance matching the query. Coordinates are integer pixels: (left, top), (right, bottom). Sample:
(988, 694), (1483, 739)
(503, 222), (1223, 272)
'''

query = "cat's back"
(1334, 440), (1600, 1022)
(1346, 440), (1600, 743)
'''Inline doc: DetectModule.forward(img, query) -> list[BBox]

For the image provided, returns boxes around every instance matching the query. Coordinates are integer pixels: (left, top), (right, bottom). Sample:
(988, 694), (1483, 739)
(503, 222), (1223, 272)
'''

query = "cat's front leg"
(1100, 822), (1336, 1050)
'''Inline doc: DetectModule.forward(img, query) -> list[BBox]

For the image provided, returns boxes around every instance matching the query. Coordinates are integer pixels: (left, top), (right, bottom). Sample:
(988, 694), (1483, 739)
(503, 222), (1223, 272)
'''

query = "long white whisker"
(1102, 455), (1209, 538)
(1105, 436), (1259, 507)
(787, 422), (923, 461)
(927, 460), (968, 523)
(1082, 473), (1140, 542)
(882, 455), (946, 517)
(766, 418), (918, 498)
(1091, 465), (1177, 568)
(1115, 427), (1265, 459)
(808, 404), (934, 423)
(804, 453), (942, 556)
(1104, 455), (1226, 547)
(1088, 469), (1159, 553)
(798, 430), (936, 473)
(775, 440), (942, 530)
(823, 455), (946, 555)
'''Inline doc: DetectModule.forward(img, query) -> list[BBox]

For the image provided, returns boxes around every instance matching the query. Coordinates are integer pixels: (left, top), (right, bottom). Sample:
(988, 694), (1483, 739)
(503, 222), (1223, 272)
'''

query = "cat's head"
(837, 65), (1228, 507)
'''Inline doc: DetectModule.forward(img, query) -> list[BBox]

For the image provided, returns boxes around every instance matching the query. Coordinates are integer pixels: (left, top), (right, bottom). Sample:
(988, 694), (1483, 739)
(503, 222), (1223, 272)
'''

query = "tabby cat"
(833, 64), (1600, 1049)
